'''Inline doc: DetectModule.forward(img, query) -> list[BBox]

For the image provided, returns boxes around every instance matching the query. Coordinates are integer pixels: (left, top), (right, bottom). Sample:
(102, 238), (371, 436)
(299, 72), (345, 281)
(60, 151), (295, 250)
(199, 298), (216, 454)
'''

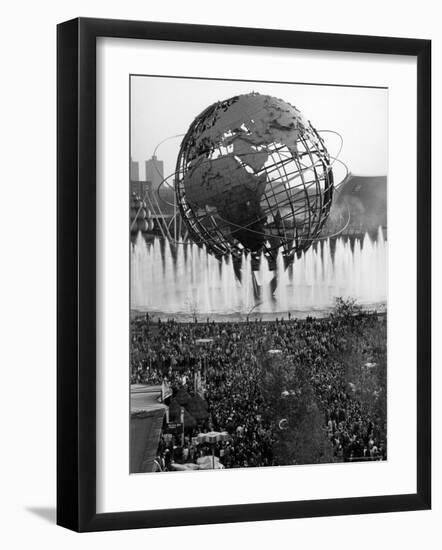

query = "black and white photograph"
(129, 76), (388, 474)
(0, 0), (435, 543)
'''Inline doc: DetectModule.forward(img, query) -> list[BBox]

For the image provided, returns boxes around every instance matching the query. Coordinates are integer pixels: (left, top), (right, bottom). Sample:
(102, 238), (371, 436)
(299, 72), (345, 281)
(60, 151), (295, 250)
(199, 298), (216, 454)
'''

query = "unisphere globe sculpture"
(175, 92), (334, 269)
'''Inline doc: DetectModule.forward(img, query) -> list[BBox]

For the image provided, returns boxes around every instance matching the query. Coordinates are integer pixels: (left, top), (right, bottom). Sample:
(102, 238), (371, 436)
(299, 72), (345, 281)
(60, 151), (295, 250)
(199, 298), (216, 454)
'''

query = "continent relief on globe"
(187, 93), (309, 157)
(183, 155), (268, 251)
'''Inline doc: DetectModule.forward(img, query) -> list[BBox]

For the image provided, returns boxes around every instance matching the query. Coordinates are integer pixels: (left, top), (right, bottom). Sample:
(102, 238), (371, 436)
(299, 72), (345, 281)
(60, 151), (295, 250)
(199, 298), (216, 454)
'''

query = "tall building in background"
(130, 157), (140, 182)
(130, 157), (151, 198)
(145, 155), (164, 192)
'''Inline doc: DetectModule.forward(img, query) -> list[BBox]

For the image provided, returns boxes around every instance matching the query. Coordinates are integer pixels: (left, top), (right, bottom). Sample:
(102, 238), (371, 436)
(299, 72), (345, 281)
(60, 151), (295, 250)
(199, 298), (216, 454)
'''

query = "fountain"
(131, 228), (387, 320)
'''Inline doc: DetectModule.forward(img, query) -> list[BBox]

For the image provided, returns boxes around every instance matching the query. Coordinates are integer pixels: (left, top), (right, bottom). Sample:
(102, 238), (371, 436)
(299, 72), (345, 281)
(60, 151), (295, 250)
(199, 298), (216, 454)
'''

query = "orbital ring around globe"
(153, 138), (349, 250)
(154, 139), (349, 249)
(154, 139), (349, 255)
(157, 155), (348, 238)
(134, 140), (347, 242)
(157, 137), (347, 206)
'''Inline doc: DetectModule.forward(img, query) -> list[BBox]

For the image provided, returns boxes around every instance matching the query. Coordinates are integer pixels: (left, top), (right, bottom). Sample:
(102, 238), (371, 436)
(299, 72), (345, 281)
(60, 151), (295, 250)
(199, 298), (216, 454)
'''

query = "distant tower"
(130, 157), (140, 182)
(145, 155), (164, 192)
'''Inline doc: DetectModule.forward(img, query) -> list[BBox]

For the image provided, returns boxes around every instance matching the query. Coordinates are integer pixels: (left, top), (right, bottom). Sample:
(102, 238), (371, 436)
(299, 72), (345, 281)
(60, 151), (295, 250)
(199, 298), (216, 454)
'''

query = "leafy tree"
(331, 296), (362, 320)
(261, 353), (334, 465)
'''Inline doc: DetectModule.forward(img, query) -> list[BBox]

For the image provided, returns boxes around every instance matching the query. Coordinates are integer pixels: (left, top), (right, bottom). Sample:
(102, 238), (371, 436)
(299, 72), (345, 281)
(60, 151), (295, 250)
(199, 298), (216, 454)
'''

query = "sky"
(130, 75), (388, 182)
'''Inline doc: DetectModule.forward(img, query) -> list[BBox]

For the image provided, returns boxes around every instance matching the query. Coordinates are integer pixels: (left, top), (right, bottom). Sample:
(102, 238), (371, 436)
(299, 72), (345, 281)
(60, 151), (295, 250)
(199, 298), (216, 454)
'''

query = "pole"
(174, 191), (177, 243)
(180, 406), (185, 447)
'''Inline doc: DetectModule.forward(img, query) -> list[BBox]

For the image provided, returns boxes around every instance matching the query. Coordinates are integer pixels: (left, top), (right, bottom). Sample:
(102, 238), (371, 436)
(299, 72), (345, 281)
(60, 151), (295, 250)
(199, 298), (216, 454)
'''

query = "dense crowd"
(131, 310), (387, 470)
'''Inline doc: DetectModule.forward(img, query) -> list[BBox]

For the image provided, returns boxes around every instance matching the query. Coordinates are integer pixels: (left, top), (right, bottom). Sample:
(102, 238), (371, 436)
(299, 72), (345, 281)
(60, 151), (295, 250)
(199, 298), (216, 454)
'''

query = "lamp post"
(180, 406), (185, 447)
(194, 338), (214, 394)
(195, 431), (231, 469)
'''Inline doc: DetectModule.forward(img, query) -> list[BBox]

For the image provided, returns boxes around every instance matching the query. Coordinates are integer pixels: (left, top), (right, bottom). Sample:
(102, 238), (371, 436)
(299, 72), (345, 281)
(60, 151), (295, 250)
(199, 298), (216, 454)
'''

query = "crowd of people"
(131, 309), (387, 471)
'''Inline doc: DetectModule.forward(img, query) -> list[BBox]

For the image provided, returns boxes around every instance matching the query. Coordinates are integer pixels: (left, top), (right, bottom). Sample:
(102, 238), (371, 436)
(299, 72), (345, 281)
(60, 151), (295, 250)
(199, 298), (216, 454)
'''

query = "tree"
(331, 296), (362, 320)
(261, 353), (334, 465)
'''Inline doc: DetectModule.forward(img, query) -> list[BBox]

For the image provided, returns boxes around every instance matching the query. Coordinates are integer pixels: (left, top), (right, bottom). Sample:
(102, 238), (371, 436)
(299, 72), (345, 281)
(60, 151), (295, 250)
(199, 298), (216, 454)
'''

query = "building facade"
(145, 155), (164, 192)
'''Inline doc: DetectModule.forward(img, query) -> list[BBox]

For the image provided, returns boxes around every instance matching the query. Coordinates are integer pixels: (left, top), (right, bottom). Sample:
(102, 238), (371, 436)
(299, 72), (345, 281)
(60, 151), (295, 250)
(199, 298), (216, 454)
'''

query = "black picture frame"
(57, 17), (431, 532)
